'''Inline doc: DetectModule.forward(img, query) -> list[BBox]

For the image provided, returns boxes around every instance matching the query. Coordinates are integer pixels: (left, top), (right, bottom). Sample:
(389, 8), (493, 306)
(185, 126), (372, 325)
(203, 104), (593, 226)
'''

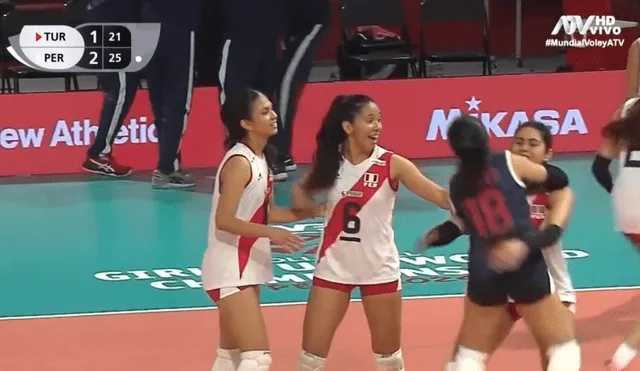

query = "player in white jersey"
(622, 38), (640, 99)
(424, 121), (576, 370)
(289, 94), (450, 371)
(592, 96), (640, 371)
(202, 88), (320, 371)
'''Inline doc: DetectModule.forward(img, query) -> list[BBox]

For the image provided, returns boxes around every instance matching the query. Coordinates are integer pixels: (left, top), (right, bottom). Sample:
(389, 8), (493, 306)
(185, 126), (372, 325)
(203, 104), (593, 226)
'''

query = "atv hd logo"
(546, 15), (625, 48)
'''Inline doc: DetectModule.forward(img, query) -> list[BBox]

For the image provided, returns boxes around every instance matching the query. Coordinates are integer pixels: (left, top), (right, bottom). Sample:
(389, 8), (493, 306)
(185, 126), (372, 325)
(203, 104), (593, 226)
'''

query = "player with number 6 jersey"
(433, 114), (580, 371)
(592, 96), (640, 371)
(290, 94), (450, 371)
(312, 146), (398, 286)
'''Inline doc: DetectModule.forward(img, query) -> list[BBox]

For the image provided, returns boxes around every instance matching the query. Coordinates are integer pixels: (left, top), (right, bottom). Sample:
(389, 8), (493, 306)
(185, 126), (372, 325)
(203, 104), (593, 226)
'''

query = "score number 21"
(89, 30), (121, 44)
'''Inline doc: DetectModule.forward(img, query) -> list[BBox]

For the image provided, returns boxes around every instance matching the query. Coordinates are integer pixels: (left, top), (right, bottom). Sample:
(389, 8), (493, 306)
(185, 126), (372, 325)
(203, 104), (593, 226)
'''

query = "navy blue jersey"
(449, 151), (533, 247)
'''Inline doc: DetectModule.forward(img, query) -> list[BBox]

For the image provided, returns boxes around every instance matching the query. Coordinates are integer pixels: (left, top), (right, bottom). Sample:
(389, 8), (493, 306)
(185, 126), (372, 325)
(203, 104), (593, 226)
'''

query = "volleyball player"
(592, 97), (640, 371)
(201, 88), (321, 371)
(290, 94), (450, 371)
(424, 121), (576, 370)
(429, 115), (580, 370)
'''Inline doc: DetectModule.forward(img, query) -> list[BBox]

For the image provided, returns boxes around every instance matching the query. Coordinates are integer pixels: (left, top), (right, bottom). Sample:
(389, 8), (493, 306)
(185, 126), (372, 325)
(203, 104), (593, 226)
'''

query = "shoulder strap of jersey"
(503, 150), (526, 188)
(378, 150), (395, 187)
(378, 150), (393, 162)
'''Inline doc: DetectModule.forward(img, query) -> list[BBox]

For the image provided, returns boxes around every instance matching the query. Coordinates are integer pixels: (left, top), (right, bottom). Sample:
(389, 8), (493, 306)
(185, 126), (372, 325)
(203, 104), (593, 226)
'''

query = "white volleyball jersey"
(201, 143), (273, 291)
(528, 192), (576, 304)
(314, 146), (400, 285)
(612, 97), (640, 233)
(612, 149), (640, 233)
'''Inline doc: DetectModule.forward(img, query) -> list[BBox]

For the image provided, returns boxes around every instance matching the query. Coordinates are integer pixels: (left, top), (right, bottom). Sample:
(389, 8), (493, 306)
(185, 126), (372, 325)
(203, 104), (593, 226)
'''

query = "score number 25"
(87, 51), (122, 65)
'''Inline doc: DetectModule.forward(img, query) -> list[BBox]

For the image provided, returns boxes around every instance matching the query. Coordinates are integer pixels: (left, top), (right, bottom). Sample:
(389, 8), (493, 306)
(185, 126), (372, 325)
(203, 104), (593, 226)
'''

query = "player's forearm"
(216, 215), (274, 239)
(426, 220), (463, 246)
(291, 183), (318, 210)
(524, 224), (563, 250)
(268, 206), (320, 223)
(546, 187), (574, 228)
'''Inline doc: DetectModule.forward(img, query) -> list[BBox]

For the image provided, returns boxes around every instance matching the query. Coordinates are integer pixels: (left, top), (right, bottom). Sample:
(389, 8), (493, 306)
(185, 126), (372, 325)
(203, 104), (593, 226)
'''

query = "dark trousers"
(85, 0), (141, 158)
(217, 0), (282, 105)
(217, 34), (279, 105)
(87, 72), (141, 157)
(143, 23), (196, 174)
(269, 23), (326, 160)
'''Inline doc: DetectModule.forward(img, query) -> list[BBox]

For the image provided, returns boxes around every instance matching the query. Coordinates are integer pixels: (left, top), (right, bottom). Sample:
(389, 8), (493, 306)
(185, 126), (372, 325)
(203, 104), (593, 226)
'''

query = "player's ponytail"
(603, 96), (640, 148)
(303, 94), (374, 192)
(447, 115), (490, 196)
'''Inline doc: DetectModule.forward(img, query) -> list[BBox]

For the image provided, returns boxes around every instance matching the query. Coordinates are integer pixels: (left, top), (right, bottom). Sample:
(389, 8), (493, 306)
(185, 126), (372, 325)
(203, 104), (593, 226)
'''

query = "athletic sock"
(610, 342), (637, 370)
(211, 348), (240, 371)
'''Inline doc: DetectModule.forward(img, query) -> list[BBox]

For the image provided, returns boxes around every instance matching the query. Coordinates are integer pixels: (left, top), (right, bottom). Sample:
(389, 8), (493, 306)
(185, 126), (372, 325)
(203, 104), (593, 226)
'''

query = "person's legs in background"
(82, 0), (141, 177)
(217, 0), (278, 110)
(269, 23), (326, 180)
(145, 22), (197, 189)
(83, 72), (139, 177)
(269, 0), (330, 181)
(217, 35), (261, 109)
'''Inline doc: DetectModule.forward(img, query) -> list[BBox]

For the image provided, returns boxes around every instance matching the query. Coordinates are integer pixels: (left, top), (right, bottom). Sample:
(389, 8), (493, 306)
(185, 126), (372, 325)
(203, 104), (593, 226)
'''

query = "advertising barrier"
(0, 70), (625, 177)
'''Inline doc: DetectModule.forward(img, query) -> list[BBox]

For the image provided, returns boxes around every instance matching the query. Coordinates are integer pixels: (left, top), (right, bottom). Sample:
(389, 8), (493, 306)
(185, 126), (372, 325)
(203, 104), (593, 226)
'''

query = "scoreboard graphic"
(6, 23), (161, 72)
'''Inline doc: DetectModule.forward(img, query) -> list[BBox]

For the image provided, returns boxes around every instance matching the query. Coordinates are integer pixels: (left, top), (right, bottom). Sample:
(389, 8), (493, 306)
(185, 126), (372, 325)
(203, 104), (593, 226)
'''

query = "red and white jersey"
(528, 192), (576, 304)
(201, 143), (273, 291)
(612, 148), (640, 233)
(611, 97), (640, 233)
(314, 146), (400, 285)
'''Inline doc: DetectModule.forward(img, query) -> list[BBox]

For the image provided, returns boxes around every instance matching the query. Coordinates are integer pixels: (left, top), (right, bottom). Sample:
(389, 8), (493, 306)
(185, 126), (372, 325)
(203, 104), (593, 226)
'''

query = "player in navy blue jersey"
(422, 121), (576, 370)
(428, 115), (580, 371)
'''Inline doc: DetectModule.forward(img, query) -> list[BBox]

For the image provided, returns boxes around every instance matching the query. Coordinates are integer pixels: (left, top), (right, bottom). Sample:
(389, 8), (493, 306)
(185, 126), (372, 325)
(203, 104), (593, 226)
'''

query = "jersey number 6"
(340, 201), (361, 242)
(463, 189), (514, 238)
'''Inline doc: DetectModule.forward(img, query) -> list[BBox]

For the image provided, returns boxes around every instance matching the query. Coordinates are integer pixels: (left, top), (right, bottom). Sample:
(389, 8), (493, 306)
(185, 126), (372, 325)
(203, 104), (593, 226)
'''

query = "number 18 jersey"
(314, 146), (400, 285)
(449, 151), (533, 248)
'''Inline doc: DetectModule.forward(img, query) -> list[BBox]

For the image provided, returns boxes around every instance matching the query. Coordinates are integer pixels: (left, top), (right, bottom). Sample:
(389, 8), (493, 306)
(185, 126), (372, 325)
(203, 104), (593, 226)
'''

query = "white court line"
(1, 284), (639, 322)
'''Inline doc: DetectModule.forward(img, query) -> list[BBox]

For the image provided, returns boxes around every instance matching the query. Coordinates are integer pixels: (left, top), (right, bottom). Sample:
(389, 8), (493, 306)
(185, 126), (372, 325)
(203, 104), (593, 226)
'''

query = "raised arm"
(390, 154), (450, 210)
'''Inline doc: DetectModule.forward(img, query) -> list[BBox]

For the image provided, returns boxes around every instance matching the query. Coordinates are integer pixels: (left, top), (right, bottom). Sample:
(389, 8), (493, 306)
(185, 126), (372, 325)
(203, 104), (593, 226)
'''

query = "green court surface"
(1, 154), (638, 319)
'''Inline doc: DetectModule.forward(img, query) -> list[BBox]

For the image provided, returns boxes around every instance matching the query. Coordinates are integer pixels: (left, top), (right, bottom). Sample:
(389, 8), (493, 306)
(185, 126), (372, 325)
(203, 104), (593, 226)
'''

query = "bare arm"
(390, 154), (449, 210)
(545, 187), (574, 228)
(291, 174), (319, 210)
(510, 151), (548, 184)
(215, 156), (275, 238)
(268, 193), (324, 223)
(625, 40), (639, 99)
